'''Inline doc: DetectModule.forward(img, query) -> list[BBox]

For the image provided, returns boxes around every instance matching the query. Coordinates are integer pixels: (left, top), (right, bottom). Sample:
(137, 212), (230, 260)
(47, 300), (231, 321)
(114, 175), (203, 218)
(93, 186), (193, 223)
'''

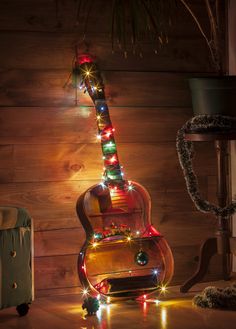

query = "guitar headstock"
(73, 54), (105, 102)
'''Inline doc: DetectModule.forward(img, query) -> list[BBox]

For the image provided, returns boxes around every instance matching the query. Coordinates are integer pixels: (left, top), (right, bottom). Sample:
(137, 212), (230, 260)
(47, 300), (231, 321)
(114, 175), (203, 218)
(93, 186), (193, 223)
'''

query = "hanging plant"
(71, 0), (225, 72)
(74, 0), (176, 56)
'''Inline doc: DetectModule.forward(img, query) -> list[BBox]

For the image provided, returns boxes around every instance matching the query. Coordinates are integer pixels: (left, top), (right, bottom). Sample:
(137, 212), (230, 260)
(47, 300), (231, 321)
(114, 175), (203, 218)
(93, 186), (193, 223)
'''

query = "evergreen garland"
(176, 115), (236, 218)
(193, 283), (236, 310)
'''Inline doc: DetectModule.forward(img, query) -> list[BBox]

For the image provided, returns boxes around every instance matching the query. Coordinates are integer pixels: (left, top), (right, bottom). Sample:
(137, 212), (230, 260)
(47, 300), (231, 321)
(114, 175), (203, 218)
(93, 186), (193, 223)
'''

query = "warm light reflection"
(96, 305), (103, 322)
(161, 307), (167, 329)
(96, 303), (113, 324)
(142, 301), (147, 316)
(106, 304), (111, 315)
(76, 106), (92, 118)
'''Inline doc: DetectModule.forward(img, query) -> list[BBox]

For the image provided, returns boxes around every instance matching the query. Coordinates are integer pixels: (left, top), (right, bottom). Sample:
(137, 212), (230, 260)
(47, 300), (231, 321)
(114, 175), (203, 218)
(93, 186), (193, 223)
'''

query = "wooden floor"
(1, 281), (236, 329)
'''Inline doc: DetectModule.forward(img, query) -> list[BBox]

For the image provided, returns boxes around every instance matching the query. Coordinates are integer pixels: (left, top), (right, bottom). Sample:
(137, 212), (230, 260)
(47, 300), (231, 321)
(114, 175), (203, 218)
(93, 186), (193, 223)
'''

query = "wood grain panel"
(0, 180), (89, 226)
(160, 212), (217, 247)
(34, 254), (80, 291)
(0, 70), (194, 107)
(0, 145), (14, 183)
(34, 228), (84, 257)
(34, 211), (216, 258)
(0, 174), (214, 230)
(36, 286), (82, 298)
(34, 243), (221, 292)
(0, 107), (97, 144)
(172, 245), (222, 284)
(0, 33), (212, 72)
(0, 0), (209, 37)
(10, 142), (216, 182)
(0, 106), (191, 144)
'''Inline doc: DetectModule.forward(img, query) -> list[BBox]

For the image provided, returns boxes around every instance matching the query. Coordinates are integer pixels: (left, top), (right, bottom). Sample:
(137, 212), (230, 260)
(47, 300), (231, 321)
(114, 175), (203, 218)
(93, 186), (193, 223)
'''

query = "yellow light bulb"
(82, 288), (88, 295)
(161, 286), (167, 293)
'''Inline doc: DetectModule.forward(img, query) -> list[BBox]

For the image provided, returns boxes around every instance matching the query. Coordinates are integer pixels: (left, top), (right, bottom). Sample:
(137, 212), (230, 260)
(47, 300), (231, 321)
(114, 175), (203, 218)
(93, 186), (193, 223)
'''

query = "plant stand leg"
(180, 237), (217, 293)
(216, 229), (231, 281)
(215, 140), (232, 281)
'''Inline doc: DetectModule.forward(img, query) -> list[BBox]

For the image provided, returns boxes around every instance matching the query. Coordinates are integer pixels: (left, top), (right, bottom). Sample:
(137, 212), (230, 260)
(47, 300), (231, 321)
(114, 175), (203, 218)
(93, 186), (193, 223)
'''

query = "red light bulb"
(78, 54), (93, 65)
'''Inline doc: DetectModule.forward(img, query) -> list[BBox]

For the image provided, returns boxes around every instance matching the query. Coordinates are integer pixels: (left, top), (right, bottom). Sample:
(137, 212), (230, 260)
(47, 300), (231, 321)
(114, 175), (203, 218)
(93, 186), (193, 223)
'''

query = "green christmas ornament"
(135, 250), (149, 266)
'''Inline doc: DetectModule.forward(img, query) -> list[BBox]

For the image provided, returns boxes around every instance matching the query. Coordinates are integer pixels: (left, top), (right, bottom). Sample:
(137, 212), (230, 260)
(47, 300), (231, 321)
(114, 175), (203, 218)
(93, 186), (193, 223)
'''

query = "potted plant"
(178, 0), (236, 117)
(75, 0), (236, 116)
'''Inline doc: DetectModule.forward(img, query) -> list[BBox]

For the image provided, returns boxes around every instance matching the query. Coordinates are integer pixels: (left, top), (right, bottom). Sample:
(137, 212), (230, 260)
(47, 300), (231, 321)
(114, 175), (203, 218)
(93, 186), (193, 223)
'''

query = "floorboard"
(1, 279), (236, 329)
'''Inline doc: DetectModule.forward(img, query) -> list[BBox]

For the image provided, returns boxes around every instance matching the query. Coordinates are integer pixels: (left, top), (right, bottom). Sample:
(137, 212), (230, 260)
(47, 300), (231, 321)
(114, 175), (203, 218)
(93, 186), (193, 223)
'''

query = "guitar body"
(77, 181), (174, 300)
(74, 54), (174, 301)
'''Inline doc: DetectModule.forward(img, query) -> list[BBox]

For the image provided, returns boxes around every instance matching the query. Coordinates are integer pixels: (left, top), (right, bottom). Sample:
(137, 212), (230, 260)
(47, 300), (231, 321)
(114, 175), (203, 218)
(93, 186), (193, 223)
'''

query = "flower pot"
(189, 76), (236, 117)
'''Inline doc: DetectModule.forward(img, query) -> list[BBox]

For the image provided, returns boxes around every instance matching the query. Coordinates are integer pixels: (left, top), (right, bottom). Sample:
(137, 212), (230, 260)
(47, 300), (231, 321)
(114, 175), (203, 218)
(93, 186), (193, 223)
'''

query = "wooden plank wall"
(0, 0), (222, 297)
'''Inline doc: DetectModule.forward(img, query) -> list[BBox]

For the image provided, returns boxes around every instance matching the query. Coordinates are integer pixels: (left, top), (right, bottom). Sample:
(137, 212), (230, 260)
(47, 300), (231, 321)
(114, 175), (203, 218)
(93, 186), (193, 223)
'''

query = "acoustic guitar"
(75, 54), (174, 301)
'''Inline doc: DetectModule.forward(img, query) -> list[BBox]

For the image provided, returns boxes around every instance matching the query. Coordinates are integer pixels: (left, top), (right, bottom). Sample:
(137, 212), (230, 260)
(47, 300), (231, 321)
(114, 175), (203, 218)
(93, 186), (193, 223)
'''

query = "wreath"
(176, 115), (236, 219)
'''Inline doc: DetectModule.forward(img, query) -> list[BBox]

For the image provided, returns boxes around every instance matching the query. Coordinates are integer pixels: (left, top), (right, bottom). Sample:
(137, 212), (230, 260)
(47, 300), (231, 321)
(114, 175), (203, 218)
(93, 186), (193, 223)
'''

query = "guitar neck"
(95, 99), (124, 185)
(77, 56), (125, 188)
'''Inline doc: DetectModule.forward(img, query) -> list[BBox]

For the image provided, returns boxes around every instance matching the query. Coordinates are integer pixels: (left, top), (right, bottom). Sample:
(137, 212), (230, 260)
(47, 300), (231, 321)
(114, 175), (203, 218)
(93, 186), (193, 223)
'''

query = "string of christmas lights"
(72, 54), (133, 193)
(73, 55), (172, 306)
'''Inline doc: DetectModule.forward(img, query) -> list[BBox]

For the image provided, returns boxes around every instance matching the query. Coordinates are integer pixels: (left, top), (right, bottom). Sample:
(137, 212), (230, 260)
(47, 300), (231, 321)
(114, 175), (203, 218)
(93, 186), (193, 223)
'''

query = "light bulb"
(160, 286), (167, 293)
(128, 184), (134, 191)
(82, 288), (88, 295)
